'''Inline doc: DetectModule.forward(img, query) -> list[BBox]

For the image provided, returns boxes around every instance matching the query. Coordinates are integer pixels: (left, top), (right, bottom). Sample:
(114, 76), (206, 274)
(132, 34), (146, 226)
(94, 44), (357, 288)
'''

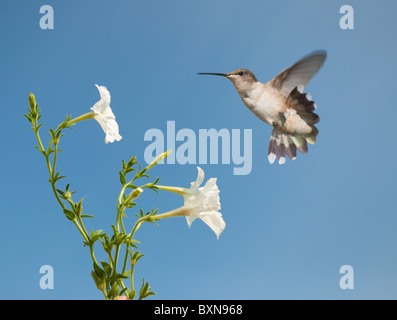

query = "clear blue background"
(1, 0), (396, 299)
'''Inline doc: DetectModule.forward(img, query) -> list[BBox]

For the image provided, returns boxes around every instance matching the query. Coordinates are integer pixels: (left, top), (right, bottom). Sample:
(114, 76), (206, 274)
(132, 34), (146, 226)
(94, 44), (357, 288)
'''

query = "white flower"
(156, 167), (225, 239)
(90, 84), (122, 144)
(182, 167), (224, 234)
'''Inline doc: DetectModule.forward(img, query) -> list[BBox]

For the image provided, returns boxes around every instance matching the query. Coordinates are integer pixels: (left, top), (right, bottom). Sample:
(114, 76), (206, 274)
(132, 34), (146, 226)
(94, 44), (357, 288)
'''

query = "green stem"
(116, 182), (144, 233)
(101, 289), (108, 300)
(112, 244), (121, 277)
(49, 141), (66, 210)
(35, 129), (66, 210)
(130, 264), (135, 295)
(117, 175), (138, 205)
(50, 181), (66, 209)
(35, 126), (96, 265)
(35, 129), (52, 177)
(121, 247), (130, 274)
(130, 218), (144, 237)
(77, 215), (90, 246)
(89, 245), (98, 267)
(121, 218), (144, 275)
(108, 252), (115, 268)
(46, 123), (62, 154)
(121, 218), (145, 299)
(52, 142), (58, 179)
(72, 219), (90, 244)
(119, 209), (127, 235)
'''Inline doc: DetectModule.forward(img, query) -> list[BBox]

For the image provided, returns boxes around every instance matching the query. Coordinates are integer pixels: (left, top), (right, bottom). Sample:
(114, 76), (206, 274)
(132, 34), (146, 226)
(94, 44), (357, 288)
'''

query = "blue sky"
(1, 0), (396, 299)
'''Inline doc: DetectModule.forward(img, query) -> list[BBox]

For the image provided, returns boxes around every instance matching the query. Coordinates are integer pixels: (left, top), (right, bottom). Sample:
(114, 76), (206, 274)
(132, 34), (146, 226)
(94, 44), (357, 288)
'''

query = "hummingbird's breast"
(239, 83), (286, 126)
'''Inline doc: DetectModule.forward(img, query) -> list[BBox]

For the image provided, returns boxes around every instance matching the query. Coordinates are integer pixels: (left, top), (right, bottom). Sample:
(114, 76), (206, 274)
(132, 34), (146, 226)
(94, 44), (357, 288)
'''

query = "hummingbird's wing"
(270, 51), (326, 97)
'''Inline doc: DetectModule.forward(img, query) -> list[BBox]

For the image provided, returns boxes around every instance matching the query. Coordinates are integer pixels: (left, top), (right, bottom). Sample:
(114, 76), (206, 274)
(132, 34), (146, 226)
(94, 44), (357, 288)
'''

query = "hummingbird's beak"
(197, 72), (228, 77)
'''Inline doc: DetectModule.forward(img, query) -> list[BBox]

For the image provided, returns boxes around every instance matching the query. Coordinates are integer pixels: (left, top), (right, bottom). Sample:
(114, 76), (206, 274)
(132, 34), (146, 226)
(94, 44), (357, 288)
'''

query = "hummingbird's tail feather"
(268, 129), (306, 164)
(268, 128), (283, 164)
(268, 128), (315, 165)
(268, 86), (320, 164)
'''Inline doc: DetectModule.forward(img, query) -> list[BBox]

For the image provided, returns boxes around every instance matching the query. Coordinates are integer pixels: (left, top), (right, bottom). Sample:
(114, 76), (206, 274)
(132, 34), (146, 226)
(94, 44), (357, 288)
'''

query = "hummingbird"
(198, 51), (326, 164)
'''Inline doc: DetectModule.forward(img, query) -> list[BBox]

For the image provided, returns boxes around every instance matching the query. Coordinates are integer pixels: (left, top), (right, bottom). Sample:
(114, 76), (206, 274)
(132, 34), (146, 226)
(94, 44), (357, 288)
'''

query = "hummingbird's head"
(198, 69), (258, 96)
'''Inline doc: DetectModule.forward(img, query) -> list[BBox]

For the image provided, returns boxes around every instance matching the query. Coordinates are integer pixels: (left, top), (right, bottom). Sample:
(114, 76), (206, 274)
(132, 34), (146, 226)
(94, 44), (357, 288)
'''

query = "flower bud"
(64, 190), (72, 199)
(29, 93), (36, 109)
(90, 271), (106, 291)
(125, 187), (143, 204)
(146, 150), (172, 171)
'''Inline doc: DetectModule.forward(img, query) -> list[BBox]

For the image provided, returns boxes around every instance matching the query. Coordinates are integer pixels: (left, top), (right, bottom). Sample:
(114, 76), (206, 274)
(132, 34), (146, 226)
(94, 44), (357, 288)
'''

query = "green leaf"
(142, 278), (149, 292)
(74, 199), (83, 215)
(129, 290), (136, 300)
(131, 251), (144, 265)
(34, 145), (46, 155)
(108, 282), (121, 299)
(114, 271), (130, 280)
(100, 234), (114, 253)
(138, 278), (156, 300)
(81, 214), (94, 219)
(119, 171), (126, 186)
(91, 229), (103, 237)
(93, 262), (105, 279)
(125, 202), (136, 209)
(119, 288), (129, 296)
(91, 271), (105, 291)
(100, 261), (112, 275)
(63, 208), (75, 221)
(122, 270), (131, 277)
(52, 172), (66, 183)
(49, 128), (56, 139)
(23, 113), (31, 122)
(36, 123), (45, 131)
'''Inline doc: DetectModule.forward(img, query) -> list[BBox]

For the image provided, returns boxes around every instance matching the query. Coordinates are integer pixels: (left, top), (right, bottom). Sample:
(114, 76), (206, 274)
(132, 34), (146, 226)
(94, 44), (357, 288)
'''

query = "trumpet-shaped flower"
(69, 84), (122, 144)
(91, 85), (122, 144)
(156, 167), (225, 239)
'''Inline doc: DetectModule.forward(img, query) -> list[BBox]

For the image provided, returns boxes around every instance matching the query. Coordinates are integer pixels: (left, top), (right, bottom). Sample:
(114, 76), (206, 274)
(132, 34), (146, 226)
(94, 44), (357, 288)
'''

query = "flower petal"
(196, 210), (225, 239)
(157, 167), (225, 239)
(190, 167), (205, 190)
(185, 215), (197, 228)
(91, 84), (111, 113)
(93, 107), (122, 144)
(200, 178), (220, 210)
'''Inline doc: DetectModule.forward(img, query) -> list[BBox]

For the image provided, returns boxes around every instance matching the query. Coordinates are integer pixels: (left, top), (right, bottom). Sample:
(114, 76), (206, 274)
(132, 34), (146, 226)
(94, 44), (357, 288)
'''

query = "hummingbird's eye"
(238, 71), (244, 76)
